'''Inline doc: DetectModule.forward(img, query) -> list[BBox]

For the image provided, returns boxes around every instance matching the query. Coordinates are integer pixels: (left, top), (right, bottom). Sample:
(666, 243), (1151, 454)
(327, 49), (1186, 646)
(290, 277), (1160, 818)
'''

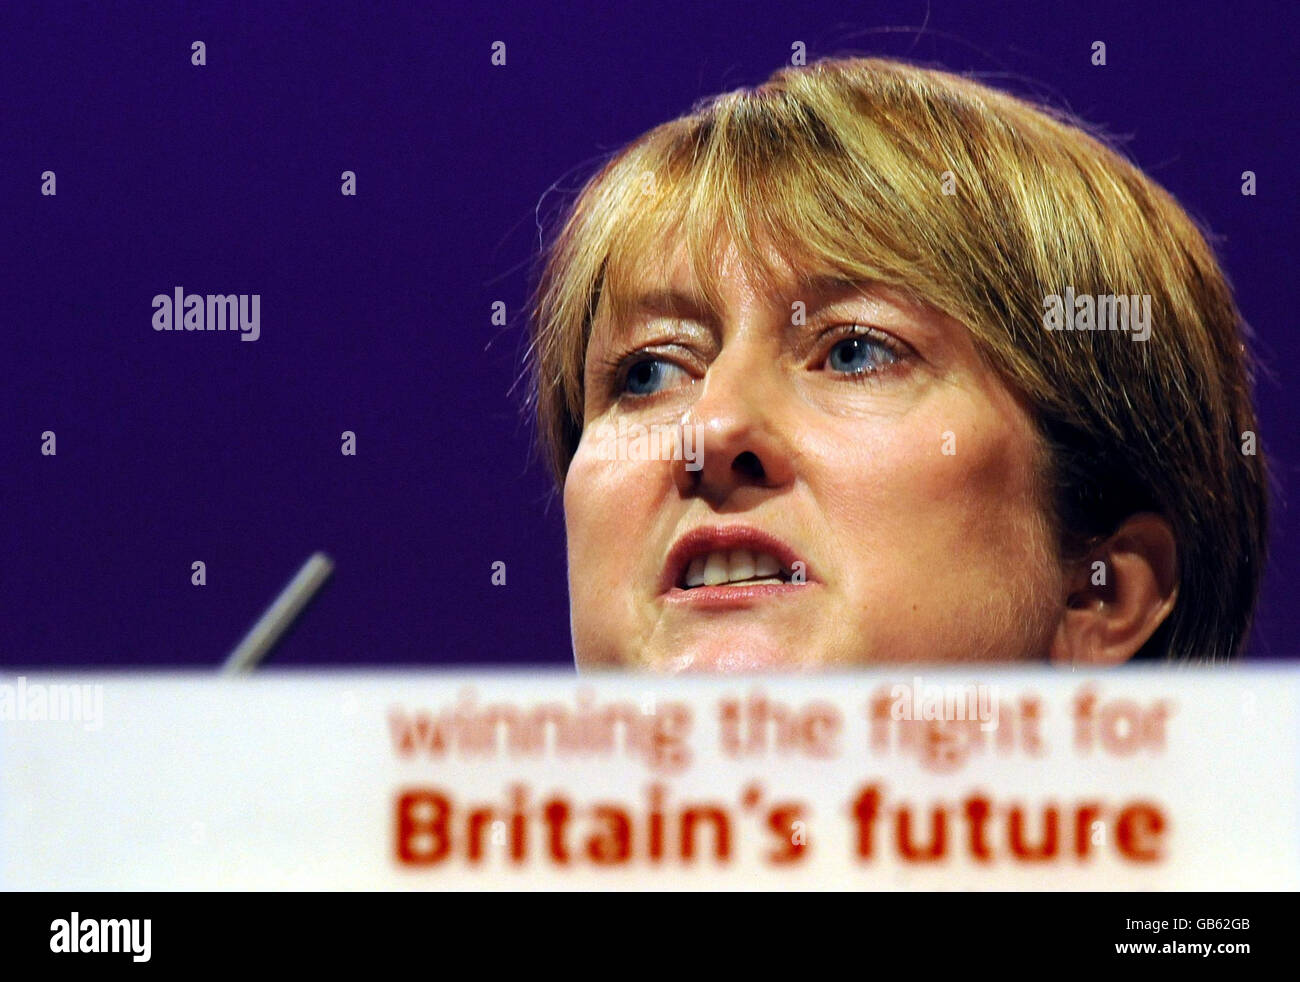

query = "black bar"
(0, 892), (1282, 970)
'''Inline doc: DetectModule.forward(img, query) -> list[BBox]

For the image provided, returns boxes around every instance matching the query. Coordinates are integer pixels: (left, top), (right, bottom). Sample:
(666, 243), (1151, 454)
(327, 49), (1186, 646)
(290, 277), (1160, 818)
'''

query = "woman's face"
(563, 241), (1065, 670)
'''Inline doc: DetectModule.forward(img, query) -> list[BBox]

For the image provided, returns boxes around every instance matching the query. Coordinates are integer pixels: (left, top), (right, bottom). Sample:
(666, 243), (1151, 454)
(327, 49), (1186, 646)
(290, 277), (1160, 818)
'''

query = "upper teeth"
(683, 550), (783, 588)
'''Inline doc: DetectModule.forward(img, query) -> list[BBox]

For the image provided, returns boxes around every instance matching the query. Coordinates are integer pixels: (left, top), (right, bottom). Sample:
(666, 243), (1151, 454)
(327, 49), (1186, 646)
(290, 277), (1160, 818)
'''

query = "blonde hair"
(529, 56), (1268, 661)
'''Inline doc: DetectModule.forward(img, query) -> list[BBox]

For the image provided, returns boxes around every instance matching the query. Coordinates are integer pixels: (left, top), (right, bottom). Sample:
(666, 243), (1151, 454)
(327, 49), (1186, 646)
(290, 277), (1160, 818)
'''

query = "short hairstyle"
(529, 56), (1268, 662)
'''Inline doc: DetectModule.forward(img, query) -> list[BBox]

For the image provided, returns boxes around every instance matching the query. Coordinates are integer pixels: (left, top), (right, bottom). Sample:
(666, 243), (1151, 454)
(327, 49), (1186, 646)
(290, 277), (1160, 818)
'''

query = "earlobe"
(1048, 513), (1179, 666)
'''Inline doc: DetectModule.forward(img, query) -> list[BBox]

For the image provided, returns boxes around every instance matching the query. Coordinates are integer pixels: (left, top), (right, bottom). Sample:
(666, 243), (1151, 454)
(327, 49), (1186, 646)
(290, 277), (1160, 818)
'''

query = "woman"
(528, 57), (1267, 671)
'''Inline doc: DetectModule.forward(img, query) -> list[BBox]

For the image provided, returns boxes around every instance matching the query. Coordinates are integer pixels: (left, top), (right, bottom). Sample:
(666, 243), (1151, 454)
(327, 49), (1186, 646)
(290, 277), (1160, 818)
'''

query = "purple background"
(2, 1), (1296, 666)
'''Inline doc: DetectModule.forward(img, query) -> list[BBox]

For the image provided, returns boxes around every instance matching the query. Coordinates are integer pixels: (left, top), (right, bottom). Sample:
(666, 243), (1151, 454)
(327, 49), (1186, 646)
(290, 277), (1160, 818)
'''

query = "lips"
(661, 525), (811, 595)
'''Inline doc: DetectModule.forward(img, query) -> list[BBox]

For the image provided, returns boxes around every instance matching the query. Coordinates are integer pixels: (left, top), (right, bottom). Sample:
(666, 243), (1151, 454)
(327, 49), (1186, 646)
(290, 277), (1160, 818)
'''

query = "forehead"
(596, 232), (885, 325)
(596, 231), (942, 336)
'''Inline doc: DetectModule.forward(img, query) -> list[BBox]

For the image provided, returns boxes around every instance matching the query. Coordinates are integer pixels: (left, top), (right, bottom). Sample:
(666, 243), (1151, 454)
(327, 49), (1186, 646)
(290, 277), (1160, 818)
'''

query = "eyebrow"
(597, 270), (945, 362)
(619, 288), (718, 325)
(793, 275), (882, 308)
(617, 275), (878, 323)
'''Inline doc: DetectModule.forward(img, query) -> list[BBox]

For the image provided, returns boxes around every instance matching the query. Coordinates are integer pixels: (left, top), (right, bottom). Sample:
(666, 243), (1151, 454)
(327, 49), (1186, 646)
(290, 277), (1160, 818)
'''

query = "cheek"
(806, 399), (1049, 594)
(563, 442), (664, 589)
(563, 441), (678, 665)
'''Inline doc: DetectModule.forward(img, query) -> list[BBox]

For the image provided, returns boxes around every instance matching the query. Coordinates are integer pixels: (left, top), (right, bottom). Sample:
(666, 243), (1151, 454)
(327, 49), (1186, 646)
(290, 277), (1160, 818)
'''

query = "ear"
(1049, 513), (1179, 666)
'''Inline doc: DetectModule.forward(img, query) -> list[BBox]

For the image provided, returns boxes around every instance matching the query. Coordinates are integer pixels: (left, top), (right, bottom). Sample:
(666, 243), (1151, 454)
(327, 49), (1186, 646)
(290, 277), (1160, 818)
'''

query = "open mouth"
(680, 549), (793, 589)
(662, 525), (810, 595)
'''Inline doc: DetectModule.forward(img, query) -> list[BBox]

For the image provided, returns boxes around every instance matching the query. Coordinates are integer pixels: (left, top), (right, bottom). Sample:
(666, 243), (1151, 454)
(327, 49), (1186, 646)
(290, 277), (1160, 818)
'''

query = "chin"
(623, 632), (806, 673)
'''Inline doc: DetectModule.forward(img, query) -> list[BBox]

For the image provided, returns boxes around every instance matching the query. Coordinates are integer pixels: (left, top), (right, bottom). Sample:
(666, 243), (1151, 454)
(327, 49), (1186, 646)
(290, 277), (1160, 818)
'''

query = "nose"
(673, 345), (796, 505)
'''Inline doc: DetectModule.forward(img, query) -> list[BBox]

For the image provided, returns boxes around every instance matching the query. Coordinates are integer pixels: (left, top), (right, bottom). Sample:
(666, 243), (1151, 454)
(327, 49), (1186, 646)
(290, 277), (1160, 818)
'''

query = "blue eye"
(622, 357), (688, 395)
(826, 334), (897, 375)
